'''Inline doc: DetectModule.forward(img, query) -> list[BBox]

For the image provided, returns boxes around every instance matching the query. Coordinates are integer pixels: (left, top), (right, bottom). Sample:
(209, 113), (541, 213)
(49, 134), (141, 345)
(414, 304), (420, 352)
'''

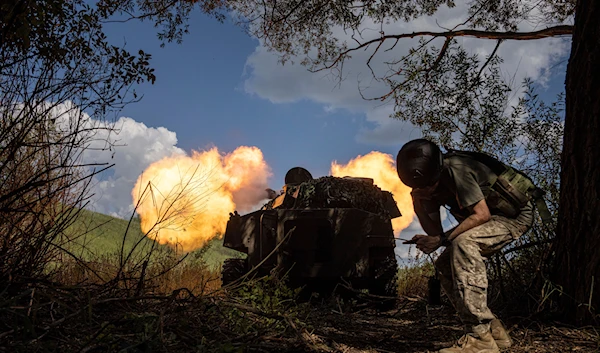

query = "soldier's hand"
(402, 234), (426, 244)
(415, 235), (441, 254)
(413, 234), (427, 241)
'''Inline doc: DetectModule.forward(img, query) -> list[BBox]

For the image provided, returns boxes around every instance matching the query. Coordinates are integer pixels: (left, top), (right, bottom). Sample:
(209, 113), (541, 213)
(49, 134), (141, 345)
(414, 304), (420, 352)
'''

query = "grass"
(61, 208), (442, 300)
(8, 209), (581, 353)
(397, 261), (435, 298)
(63, 208), (241, 270)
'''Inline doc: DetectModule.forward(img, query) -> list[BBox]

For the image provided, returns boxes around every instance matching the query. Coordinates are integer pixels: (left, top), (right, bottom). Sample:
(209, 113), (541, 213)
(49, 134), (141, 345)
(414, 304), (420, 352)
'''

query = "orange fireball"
(132, 146), (272, 251)
(331, 151), (415, 235)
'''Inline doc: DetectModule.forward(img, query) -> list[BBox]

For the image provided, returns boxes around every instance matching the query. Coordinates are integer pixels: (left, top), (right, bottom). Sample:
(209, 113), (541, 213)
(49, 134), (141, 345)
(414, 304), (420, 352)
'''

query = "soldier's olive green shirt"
(431, 155), (533, 238)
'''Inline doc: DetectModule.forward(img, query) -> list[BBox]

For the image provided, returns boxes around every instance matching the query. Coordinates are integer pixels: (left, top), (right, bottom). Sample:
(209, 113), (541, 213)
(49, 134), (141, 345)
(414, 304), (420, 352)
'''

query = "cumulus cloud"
(356, 105), (425, 145)
(50, 106), (186, 218)
(85, 117), (186, 218)
(242, 2), (571, 146)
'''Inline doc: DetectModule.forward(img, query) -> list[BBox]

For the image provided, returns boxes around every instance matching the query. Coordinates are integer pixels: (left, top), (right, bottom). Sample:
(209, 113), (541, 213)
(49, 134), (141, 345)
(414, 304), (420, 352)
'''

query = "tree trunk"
(554, 0), (600, 325)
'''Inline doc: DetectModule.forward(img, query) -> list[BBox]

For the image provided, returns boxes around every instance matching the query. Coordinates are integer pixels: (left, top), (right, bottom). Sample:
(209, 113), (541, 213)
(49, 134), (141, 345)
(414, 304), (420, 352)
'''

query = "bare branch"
(471, 39), (503, 89)
(319, 25), (573, 71)
(425, 36), (452, 82)
(366, 37), (386, 79)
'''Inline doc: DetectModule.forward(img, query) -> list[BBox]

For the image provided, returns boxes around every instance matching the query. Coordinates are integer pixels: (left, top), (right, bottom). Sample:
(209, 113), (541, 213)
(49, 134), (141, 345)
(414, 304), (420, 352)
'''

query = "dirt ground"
(2, 284), (597, 352)
(287, 299), (600, 353)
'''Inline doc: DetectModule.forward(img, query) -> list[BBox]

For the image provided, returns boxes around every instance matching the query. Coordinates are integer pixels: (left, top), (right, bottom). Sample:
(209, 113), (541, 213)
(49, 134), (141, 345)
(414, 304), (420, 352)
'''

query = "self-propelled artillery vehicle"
(221, 168), (402, 306)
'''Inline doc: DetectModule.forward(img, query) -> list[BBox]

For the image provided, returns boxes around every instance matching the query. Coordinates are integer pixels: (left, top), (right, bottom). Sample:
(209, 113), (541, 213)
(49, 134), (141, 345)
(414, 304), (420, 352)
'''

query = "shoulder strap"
(445, 149), (554, 227)
(531, 188), (553, 226)
(444, 148), (508, 175)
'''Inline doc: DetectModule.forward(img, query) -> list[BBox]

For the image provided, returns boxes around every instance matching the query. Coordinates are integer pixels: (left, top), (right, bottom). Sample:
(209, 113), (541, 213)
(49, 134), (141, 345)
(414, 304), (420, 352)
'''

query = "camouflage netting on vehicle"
(263, 176), (395, 218)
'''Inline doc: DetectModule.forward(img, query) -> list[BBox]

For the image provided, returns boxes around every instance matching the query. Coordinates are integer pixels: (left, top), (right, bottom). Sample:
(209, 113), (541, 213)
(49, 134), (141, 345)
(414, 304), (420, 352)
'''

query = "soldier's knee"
(452, 232), (472, 248)
(451, 233), (479, 259)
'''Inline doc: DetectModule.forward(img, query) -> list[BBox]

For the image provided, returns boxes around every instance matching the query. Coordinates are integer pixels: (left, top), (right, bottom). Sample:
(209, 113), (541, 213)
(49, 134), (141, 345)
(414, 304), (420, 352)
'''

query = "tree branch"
(321, 25), (573, 71)
(424, 36), (452, 82)
(475, 39), (503, 85)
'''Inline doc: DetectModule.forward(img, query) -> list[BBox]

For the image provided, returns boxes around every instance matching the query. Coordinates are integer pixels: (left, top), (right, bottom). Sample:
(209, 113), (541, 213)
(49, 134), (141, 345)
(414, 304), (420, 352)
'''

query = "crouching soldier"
(396, 139), (544, 353)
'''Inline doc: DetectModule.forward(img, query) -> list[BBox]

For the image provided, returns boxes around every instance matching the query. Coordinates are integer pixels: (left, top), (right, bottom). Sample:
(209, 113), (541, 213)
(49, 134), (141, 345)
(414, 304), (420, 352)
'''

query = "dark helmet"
(396, 139), (443, 189)
(284, 167), (313, 185)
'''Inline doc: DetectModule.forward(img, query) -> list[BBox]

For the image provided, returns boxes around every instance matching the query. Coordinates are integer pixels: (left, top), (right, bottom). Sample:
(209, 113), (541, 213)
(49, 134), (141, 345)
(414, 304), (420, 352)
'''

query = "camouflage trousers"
(435, 216), (528, 328)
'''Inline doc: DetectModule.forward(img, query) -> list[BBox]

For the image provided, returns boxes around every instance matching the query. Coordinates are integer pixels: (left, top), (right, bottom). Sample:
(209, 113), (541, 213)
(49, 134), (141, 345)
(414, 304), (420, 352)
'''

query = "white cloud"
(27, 102), (186, 218)
(242, 2), (571, 146)
(57, 111), (186, 218)
(356, 105), (425, 145)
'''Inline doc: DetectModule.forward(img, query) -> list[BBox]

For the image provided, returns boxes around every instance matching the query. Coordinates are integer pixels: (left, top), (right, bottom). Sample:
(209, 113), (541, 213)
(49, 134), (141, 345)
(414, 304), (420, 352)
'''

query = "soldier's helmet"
(284, 167), (313, 185)
(396, 139), (443, 189)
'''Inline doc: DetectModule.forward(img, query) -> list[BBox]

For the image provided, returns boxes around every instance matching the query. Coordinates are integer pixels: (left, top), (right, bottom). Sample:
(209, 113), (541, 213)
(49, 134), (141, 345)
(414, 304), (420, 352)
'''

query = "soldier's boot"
(439, 325), (500, 353)
(490, 318), (512, 349)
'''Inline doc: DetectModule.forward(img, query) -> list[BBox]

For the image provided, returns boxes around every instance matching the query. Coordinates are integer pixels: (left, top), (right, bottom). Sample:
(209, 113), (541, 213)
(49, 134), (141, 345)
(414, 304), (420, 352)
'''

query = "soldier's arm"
(447, 163), (492, 241)
(446, 199), (491, 242)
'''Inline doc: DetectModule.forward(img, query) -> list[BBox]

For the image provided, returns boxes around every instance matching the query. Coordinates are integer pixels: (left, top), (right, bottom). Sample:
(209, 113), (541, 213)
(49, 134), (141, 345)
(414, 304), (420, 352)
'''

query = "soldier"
(396, 139), (535, 353)
(265, 167), (313, 200)
(284, 166), (313, 185)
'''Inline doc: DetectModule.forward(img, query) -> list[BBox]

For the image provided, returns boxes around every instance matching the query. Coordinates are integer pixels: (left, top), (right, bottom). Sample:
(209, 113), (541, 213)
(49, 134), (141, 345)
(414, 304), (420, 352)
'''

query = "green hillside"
(64, 208), (241, 269)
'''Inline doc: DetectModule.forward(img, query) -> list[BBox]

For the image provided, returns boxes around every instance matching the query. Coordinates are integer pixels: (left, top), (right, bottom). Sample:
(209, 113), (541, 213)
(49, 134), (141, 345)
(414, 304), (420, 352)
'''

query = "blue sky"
(84, 8), (570, 255)
(103, 13), (399, 181)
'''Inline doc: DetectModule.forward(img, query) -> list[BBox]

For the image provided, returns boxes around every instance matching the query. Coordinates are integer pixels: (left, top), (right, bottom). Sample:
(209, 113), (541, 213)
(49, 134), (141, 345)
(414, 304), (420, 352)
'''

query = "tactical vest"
(444, 149), (553, 225)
